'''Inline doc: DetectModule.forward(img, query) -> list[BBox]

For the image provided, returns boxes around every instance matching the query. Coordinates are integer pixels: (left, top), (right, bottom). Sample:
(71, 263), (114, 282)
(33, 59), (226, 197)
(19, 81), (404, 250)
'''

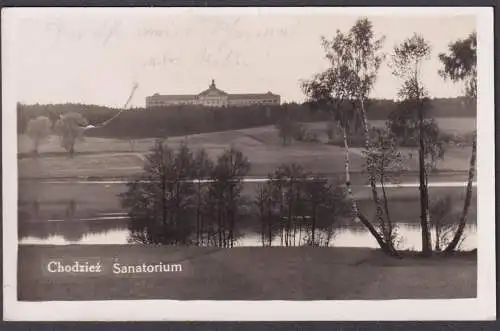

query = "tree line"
(18, 96), (475, 139)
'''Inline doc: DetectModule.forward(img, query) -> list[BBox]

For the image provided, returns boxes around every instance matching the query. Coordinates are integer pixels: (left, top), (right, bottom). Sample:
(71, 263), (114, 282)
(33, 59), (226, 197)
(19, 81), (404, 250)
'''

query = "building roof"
(147, 94), (197, 101)
(228, 92), (279, 100)
(197, 79), (228, 96)
(147, 80), (280, 101)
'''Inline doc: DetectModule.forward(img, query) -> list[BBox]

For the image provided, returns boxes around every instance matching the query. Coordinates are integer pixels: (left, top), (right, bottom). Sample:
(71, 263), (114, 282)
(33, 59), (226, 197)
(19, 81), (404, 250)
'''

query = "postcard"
(2, 7), (495, 321)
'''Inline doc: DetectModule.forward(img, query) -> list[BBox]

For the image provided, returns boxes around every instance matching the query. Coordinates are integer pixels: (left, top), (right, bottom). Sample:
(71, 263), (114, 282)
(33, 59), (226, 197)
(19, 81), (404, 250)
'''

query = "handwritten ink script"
(44, 18), (122, 46)
(137, 16), (290, 40)
(33, 15), (295, 68)
(143, 48), (249, 68)
(137, 26), (289, 40)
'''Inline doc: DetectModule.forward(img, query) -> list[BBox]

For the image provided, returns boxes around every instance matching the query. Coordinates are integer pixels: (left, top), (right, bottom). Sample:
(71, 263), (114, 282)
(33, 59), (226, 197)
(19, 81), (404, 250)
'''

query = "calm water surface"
(18, 179), (477, 250)
(19, 222), (477, 251)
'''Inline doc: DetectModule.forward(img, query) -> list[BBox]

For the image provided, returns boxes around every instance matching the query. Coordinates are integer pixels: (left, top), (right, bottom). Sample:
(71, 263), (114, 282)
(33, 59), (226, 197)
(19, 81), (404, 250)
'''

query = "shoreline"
(18, 243), (478, 255)
(18, 169), (472, 182)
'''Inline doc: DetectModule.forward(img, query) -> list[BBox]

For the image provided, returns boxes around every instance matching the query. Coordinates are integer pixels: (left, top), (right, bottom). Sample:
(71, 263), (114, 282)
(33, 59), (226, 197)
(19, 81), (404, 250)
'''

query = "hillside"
(17, 97), (476, 139)
(18, 119), (475, 179)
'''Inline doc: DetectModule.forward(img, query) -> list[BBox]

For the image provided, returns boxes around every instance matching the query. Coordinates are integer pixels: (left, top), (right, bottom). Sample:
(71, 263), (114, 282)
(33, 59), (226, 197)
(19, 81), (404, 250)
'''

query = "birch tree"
(438, 32), (477, 253)
(302, 17), (392, 254)
(391, 34), (433, 256)
(345, 18), (396, 251)
(363, 126), (407, 247)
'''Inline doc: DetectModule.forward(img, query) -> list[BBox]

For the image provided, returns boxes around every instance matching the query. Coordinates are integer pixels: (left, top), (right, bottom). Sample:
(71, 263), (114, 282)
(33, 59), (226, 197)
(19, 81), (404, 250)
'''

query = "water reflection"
(20, 229), (130, 245)
(19, 218), (128, 242)
(19, 198), (86, 222)
(18, 191), (477, 250)
(18, 198), (128, 241)
(237, 223), (477, 251)
(19, 219), (477, 251)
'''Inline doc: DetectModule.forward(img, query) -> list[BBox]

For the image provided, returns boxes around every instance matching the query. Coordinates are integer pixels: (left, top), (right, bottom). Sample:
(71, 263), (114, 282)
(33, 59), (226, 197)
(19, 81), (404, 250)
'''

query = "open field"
(17, 146), (473, 179)
(18, 245), (477, 301)
(18, 118), (476, 154)
(369, 117), (476, 134)
(18, 120), (475, 179)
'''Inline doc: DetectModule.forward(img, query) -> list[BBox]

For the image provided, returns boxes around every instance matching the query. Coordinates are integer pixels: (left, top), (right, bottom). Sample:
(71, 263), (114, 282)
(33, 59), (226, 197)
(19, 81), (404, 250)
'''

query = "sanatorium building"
(146, 79), (281, 108)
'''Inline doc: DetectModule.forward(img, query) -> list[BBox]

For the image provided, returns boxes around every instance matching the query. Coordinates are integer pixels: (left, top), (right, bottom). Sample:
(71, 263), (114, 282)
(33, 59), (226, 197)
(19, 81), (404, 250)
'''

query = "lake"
(17, 177), (478, 251)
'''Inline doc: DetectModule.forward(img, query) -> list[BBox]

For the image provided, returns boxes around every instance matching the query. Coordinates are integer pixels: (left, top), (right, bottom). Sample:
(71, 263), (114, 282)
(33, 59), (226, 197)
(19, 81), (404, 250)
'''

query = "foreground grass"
(18, 245), (477, 301)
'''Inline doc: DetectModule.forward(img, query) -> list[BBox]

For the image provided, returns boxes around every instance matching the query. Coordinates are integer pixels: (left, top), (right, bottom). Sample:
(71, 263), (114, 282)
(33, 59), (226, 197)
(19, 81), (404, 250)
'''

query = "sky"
(6, 8), (477, 107)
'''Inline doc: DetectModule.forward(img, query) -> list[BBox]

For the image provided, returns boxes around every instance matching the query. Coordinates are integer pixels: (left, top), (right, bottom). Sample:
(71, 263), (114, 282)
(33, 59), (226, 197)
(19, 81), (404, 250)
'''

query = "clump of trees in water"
(255, 164), (348, 247)
(120, 141), (350, 247)
(120, 141), (252, 246)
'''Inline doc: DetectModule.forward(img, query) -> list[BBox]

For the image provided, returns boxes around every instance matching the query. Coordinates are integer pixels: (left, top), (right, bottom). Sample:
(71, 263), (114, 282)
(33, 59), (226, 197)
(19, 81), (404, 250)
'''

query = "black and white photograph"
(2, 7), (495, 321)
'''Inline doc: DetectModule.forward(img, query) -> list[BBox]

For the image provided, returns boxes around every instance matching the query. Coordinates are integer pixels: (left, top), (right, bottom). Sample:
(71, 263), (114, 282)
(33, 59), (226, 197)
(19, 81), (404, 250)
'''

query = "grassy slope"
(18, 119), (476, 179)
(18, 245), (477, 301)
